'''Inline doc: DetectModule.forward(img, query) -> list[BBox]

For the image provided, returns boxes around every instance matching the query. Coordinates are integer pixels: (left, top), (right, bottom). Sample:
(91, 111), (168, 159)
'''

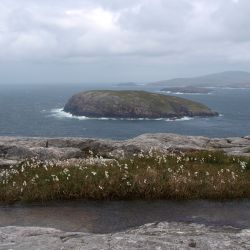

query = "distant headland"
(148, 71), (250, 88)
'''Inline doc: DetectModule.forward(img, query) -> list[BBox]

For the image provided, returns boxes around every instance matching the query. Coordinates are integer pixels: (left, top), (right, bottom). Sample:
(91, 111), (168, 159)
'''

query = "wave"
(159, 91), (212, 95)
(47, 108), (194, 122)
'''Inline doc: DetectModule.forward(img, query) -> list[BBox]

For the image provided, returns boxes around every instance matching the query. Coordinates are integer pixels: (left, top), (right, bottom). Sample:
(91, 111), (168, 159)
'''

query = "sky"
(0, 0), (250, 84)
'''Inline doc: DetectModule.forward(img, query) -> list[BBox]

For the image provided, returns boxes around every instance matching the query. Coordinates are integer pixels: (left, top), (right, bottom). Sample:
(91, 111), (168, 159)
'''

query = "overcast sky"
(0, 0), (250, 84)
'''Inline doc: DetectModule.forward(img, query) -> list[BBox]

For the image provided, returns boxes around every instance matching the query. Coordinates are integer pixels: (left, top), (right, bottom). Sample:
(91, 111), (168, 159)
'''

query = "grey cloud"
(0, 0), (250, 83)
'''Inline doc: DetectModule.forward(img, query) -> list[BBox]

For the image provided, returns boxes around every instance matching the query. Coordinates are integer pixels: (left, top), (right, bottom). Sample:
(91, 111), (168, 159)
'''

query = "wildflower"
(51, 175), (59, 182)
(63, 168), (69, 174)
(104, 171), (109, 178)
(91, 171), (97, 176)
(231, 172), (236, 180)
(176, 156), (182, 163)
(98, 185), (104, 190)
(126, 181), (131, 186)
(240, 161), (247, 170)
(149, 148), (154, 157)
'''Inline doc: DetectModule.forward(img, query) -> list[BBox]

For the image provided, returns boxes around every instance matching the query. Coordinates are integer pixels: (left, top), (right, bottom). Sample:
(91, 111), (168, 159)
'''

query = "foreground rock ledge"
(0, 222), (250, 250)
(0, 133), (250, 167)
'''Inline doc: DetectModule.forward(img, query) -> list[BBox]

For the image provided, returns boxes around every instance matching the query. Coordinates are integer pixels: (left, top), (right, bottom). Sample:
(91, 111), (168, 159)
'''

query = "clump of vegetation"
(0, 150), (250, 203)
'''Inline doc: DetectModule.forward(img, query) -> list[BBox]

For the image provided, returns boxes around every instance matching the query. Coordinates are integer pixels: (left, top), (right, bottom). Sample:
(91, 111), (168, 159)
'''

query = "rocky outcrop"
(0, 222), (249, 249)
(0, 133), (250, 167)
(64, 90), (218, 118)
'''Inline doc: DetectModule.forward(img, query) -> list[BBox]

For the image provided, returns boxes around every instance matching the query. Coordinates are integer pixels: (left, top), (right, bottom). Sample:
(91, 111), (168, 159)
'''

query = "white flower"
(63, 168), (69, 174)
(51, 175), (59, 182)
(105, 171), (109, 178)
(91, 171), (97, 176)
(240, 161), (247, 170)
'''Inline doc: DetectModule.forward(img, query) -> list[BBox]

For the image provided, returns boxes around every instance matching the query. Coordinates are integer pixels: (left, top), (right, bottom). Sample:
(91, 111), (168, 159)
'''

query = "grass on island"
(1, 150), (250, 203)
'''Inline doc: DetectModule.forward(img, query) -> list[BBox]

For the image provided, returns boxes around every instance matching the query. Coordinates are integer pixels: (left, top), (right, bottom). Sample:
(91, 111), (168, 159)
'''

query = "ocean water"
(0, 84), (250, 140)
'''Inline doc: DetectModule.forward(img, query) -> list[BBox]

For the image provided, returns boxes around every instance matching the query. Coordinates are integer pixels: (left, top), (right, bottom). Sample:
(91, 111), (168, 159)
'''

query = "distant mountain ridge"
(149, 71), (250, 87)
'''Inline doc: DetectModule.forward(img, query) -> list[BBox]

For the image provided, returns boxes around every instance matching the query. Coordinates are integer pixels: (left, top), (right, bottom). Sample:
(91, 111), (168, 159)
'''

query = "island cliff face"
(64, 90), (218, 118)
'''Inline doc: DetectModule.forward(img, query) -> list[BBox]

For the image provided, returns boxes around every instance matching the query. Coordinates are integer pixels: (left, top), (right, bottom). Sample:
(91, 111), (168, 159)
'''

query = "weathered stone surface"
(0, 159), (18, 169)
(0, 222), (250, 250)
(0, 133), (250, 167)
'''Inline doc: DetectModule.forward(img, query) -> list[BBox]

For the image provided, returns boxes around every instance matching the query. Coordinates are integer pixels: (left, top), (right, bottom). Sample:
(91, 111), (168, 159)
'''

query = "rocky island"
(64, 90), (218, 118)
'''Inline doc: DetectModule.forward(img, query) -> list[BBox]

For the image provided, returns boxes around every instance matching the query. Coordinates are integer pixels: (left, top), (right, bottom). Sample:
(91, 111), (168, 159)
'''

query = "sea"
(1, 83), (250, 140)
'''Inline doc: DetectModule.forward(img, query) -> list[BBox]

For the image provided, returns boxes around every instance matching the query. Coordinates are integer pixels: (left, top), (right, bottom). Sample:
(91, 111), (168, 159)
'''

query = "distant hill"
(115, 82), (138, 87)
(149, 71), (250, 88)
